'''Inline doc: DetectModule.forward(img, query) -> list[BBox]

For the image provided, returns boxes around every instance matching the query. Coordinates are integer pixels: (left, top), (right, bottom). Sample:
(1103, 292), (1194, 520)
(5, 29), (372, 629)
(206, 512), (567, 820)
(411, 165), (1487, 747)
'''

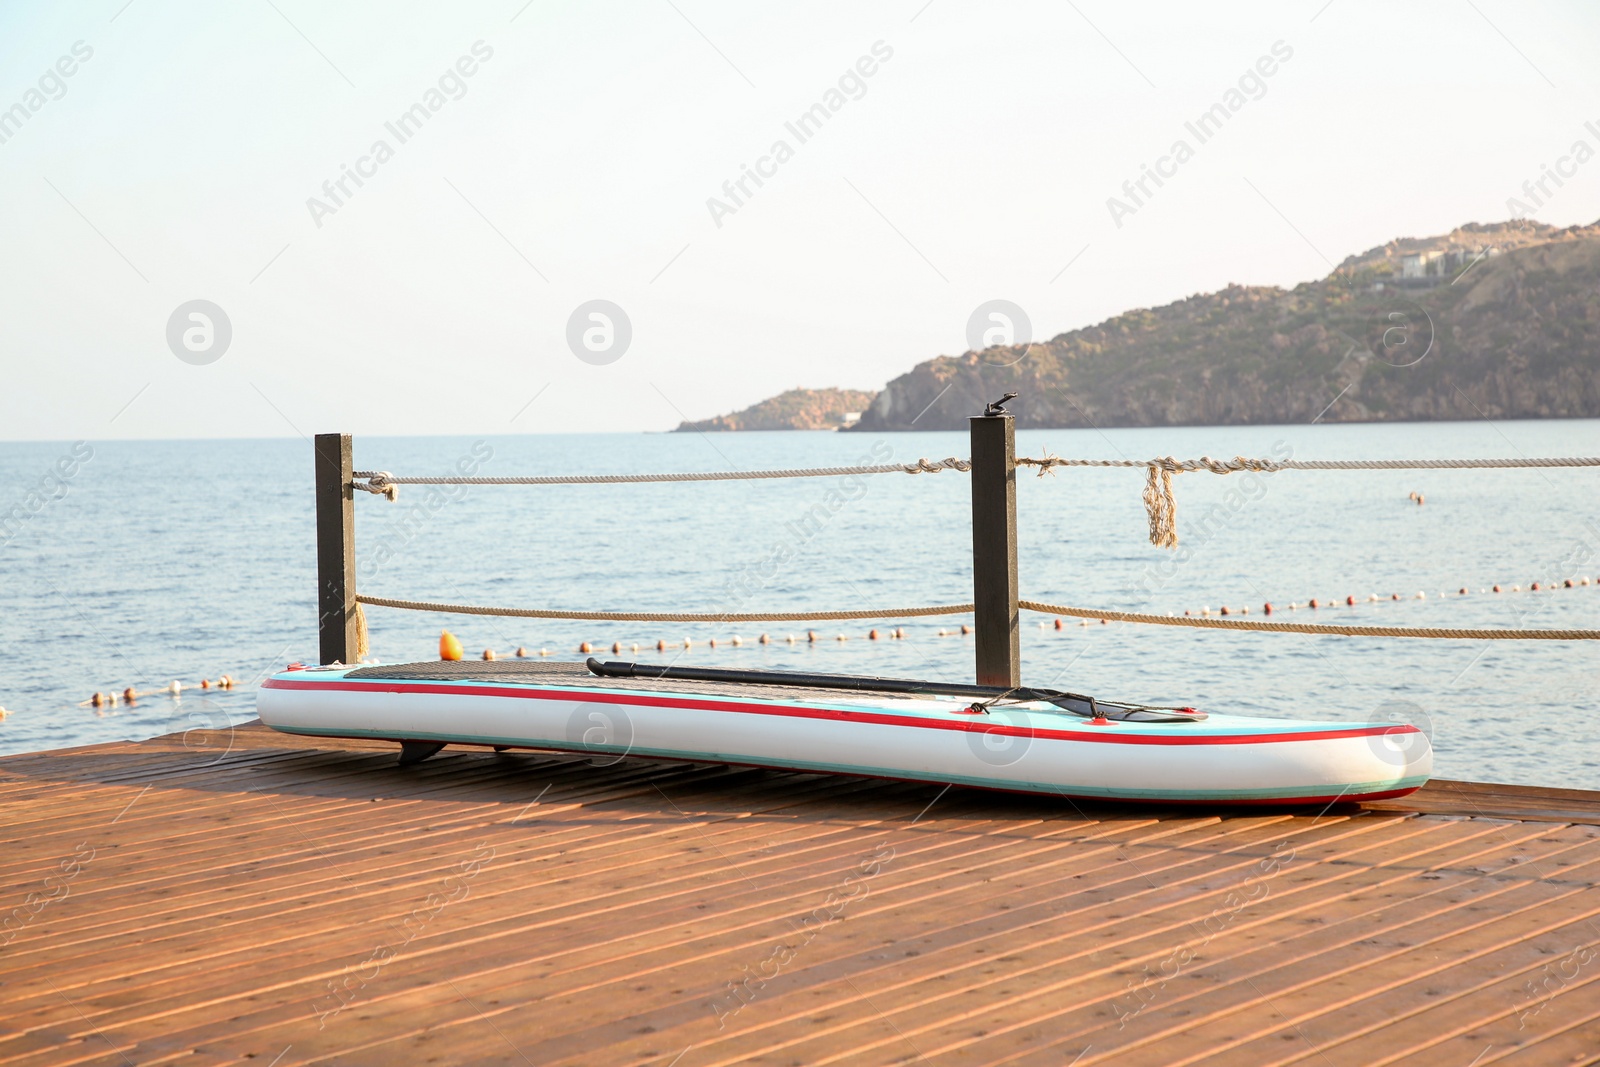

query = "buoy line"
(363, 575), (1600, 663)
(1185, 575), (1598, 620)
(74, 675), (240, 711)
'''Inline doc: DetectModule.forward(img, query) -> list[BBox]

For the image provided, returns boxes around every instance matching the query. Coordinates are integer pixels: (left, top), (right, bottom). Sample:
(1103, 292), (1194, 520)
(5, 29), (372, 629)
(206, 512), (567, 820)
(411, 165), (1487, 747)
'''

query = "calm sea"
(2, 421), (1597, 789)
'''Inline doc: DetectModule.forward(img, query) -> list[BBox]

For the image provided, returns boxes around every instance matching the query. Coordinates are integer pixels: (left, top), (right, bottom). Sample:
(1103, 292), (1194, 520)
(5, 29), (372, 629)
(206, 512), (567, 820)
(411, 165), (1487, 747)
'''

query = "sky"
(1, 0), (1598, 441)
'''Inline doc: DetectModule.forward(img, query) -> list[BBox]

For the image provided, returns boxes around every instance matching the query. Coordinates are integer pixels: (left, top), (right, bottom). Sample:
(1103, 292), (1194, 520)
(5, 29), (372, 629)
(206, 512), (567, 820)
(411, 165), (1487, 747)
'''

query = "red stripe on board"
(262, 676), (1419, 748)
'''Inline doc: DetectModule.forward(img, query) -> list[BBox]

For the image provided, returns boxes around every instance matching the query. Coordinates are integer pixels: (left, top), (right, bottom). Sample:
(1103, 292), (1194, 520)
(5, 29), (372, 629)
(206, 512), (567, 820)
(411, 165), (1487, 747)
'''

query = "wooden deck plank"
(3, 722), (1599, 1067)
(650, 822), (1563, 1067)
(843, 826), (1600, 1067)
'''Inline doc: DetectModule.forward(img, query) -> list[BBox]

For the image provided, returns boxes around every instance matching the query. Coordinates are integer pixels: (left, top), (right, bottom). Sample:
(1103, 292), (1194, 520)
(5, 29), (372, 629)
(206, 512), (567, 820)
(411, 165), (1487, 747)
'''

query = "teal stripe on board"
(266, 724), (1425, 801)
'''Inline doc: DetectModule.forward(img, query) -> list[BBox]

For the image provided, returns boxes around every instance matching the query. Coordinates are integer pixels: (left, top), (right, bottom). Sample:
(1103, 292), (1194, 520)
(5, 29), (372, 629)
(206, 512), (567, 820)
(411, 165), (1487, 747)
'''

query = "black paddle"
(584, 658), (1204, 723)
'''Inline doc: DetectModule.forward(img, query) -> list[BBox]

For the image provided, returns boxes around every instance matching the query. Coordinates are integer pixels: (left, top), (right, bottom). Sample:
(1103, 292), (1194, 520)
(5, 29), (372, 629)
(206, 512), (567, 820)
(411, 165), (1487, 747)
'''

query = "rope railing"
(355, 454), (1600, 550)
(350, 458), (971, 495)
(1017, 454), (1600, 549)
(355, 594), (975, 623)
(336, 436), (1600, 653)
(355, 593), (1600, 640)
(1016, 599), (1600, 641)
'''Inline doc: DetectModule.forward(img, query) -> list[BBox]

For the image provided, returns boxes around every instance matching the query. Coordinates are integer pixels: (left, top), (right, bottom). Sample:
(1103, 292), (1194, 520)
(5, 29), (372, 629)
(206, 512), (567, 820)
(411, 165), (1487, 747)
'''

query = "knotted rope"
(1017, 454), (1600, 549)
(1018, 599), (1600, 640)
(355, 455), (1600, 551)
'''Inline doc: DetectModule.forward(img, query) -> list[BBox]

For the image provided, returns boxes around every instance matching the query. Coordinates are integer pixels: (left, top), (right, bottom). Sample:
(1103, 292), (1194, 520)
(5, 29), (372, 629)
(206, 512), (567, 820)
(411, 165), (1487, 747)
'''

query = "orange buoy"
(960, 624), (972, 635)
(807, 630), (819, 643)
(869, 629), (880, 640)
(1390, 593), (1400, 601)
(1459, 588), (1469, 596)
(1219, 606), (1230, 616)
(199, 678), (211, 689)
(578, 641), (593, 654)
(1493, 584), (1502, 593)
(1346, 595), (1355, 606)
(1531, 581), (1542, 591)
(441, 631), (464, 661)
(759, 633), (770, 645)
(708, 637), (718, 649)
(123, 687), (137, 704)
(611, 641), (622, 653)
(657, 639), (668, 651)
(515, 646), (527, 657)
(91, 692), (103, 707)
(1262, 602), (1273, 615)
(1053, 618), (1063, 630)
(483, 649), (496, 661)
(1564, 579), (1574, 588)
(1308, 598), (1319, 609)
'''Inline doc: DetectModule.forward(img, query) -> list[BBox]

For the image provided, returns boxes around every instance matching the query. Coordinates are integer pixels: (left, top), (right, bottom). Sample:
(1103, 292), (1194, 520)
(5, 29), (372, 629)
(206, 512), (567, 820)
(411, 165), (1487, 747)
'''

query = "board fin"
(397, 741), (446, 766)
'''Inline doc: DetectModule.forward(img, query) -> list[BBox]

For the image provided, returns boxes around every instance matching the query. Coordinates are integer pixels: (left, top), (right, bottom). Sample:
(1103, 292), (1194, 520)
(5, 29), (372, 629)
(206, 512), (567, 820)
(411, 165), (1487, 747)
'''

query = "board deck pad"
(342, 659), (939, 704)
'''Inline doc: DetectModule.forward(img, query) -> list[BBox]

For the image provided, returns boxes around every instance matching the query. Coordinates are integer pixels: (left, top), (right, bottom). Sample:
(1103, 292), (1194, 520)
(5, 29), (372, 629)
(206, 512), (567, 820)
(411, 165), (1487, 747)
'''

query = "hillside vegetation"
(852, 219), (1600, 430)
(674, 388), (877, 432)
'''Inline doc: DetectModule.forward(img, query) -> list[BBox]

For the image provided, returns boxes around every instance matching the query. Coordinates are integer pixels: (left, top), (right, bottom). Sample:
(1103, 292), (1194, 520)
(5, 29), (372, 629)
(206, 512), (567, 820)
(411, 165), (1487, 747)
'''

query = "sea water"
(1, 420), (1596, 789)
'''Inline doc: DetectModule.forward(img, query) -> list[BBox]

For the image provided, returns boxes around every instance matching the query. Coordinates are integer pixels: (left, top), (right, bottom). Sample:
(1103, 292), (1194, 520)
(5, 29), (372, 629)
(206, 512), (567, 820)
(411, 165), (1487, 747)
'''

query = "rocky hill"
(674, 387), (878, 432)
(851, 219), (1600, 430)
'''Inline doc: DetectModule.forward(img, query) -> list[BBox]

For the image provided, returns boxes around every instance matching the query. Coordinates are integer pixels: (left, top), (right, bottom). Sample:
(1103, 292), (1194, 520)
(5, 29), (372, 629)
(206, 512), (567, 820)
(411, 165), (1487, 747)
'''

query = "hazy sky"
(2, 0), (1598, 440)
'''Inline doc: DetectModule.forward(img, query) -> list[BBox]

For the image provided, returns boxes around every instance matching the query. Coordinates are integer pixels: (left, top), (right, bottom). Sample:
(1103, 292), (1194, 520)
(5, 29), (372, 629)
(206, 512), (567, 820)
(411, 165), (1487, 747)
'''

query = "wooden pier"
(3, 723), (1599, 1067)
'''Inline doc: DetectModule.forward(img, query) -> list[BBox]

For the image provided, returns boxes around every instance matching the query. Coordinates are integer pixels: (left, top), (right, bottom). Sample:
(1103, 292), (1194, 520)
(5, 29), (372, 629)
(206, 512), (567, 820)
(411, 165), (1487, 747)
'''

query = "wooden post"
(315, 433), (358, 665)
(970, 405), (1020, 687)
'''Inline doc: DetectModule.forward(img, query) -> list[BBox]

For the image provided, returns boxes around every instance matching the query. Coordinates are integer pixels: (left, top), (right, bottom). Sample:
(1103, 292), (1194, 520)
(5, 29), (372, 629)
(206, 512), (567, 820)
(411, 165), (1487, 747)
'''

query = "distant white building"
(1400, 250), (1444, 278)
